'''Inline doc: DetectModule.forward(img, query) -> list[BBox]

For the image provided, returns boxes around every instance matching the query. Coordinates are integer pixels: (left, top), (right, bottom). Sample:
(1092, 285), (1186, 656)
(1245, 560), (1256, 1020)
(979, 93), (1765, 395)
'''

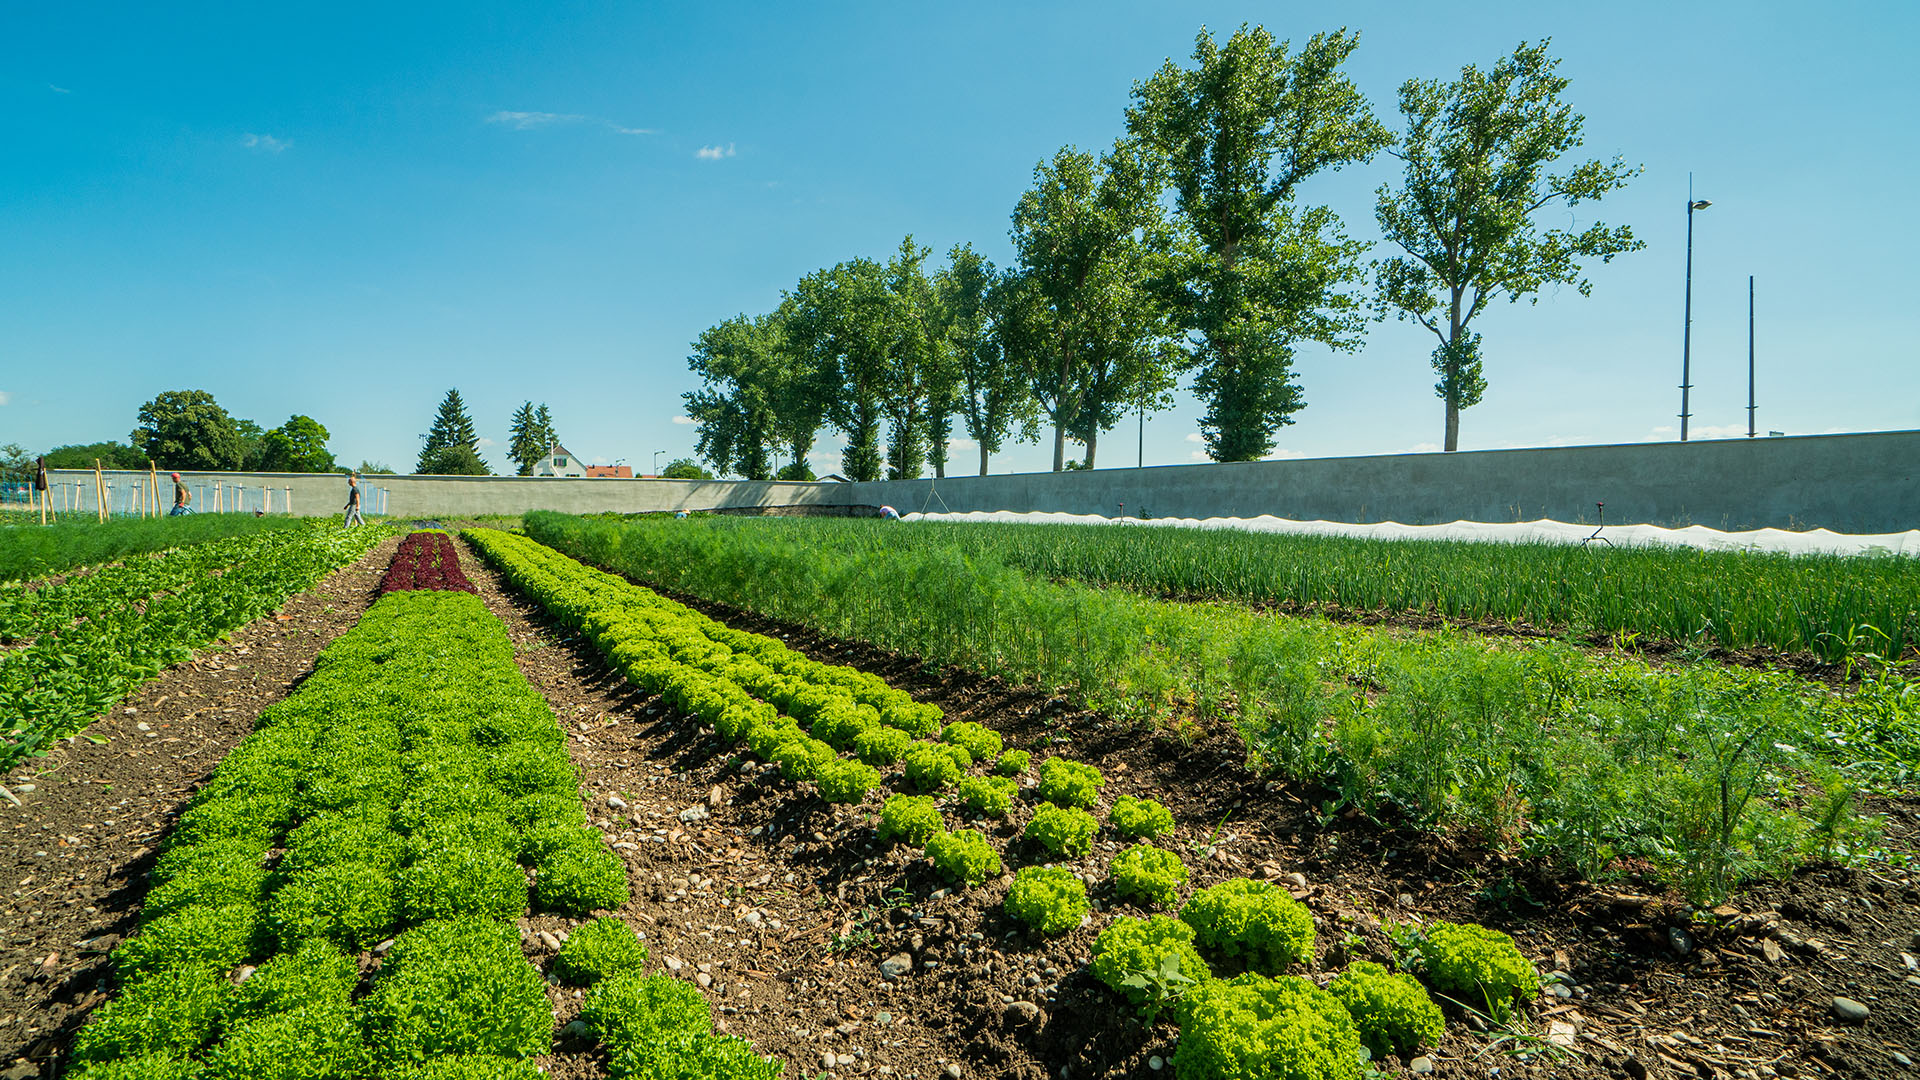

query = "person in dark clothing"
(169, 472), (193, 516)
(343, 475), (364, 527)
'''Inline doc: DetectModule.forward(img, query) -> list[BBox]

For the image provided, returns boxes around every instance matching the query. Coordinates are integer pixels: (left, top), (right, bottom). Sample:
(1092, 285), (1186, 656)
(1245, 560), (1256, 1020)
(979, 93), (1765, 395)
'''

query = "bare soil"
(460, 538), (1920, 1080)
(0, 534), (402, 1080)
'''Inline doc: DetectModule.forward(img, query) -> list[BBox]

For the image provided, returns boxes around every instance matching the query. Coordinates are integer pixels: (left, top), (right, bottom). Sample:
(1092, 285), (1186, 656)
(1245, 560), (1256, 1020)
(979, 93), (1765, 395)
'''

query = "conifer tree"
(417, 388), (490, 475)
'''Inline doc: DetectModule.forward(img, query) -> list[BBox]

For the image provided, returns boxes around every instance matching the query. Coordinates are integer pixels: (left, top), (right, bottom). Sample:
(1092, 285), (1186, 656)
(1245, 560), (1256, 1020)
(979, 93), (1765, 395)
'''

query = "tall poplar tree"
(1128, 25), (1390, 461)
(1374, 40), (1642, 451)
(1010, 140), (1176, 472)
(416, 388), (489, 475)
(938, 244), (1037, 475)
(787, 259), (895, 482)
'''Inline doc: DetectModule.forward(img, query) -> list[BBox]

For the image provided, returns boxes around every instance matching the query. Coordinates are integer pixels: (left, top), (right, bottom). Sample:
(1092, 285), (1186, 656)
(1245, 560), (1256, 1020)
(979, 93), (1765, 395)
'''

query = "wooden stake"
(149, 462), (159, 517)
(94, 460), (105, 523)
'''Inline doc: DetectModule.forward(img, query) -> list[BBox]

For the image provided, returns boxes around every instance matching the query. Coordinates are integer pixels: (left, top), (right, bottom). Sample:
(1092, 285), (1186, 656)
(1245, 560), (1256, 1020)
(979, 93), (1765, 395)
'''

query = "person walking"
(169, 472), (193, 516)
(343, 474), (364, 527)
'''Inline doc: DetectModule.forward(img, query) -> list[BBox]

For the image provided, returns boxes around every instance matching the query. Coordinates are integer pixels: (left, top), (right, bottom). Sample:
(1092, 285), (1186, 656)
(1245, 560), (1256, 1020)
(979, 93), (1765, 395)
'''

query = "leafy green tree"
(880, 236), (955, 481)
(684, 314), (782, 480)
(1374, 40), (1644, 452)
(259, 415), (337, 472)
(1009, 140), (1177, 471)
(232, 418), (267, 471)
(787, 259), (894, 482)
(661, 458), (713, 480)
(1128, 25), (1391, 461)
(1, 443), (33, 478)
(132, 389), (245, 470)
(416, 388), (490, 475)
(43, 441), (149, 470)
(938, 245), (1037, 475)
(356, 460), (397, 475)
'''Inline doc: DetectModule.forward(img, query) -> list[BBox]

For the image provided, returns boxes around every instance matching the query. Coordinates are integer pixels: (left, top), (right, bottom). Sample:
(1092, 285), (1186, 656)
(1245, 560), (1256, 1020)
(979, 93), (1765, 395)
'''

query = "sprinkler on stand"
(1582, 502), (1612, 547)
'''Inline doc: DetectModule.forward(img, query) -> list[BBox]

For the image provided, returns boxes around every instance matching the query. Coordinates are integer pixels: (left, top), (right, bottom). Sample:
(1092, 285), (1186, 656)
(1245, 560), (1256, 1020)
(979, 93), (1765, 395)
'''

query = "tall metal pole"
(1746, 276), (1756, 438)
(1680, 178), (1710, 442)
(1137, 402), (1144, 469)
(1681, 197), (1696, 441)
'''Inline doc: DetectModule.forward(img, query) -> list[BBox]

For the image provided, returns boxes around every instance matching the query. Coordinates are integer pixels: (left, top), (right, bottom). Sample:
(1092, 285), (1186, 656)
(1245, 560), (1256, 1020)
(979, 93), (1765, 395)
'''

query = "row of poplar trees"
(685, 29), (1641, 480)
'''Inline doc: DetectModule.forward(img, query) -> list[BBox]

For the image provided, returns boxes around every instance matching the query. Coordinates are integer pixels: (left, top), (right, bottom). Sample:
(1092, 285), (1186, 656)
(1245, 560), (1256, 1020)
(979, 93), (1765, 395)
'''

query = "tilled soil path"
(460, 536), (1920, 1080)
(0, 533), (403, 1080)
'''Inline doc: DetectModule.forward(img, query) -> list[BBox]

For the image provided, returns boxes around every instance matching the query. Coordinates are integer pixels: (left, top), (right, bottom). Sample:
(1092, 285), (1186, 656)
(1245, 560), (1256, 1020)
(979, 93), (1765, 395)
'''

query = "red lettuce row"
(379, 532), (477, 595)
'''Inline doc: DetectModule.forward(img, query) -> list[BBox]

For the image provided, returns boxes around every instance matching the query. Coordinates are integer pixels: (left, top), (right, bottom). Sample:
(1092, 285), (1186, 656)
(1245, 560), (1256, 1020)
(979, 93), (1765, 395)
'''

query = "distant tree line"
(684, 30), (1641, 477)
(10, 390), (341, 474)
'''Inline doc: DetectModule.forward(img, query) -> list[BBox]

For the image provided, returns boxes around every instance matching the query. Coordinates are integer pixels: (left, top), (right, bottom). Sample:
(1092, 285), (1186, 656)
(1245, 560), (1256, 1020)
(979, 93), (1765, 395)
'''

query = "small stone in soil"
(1148, 1057), (1164, 1072)
(1889, 1052), (1912, 1067)
(879, 953), (913, 979)
(1668, 927), (1695, 956)
(1831, 997), (1870, 1025)
(1409, 1057), (1435, 1074)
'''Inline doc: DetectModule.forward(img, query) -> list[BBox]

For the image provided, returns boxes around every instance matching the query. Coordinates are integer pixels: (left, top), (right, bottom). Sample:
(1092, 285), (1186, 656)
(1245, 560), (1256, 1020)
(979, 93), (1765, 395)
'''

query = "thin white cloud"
(947, 437), (978, 451)
(1188, 450), (1210, 462)
(486, 110), (586, 130)
(1184, 432), (1204, 443)
(606, 123), (658, 136)
(1404, 442), (1442, 453)
(0, 390), (12, 406)
(671, 415), (697, 425)
(242, 133), (289, 153)
(1262, 448), (1306, 461)
(49, 84), (70, 94)
(695, 143), (736, 160)
(477, 437), (498, 448)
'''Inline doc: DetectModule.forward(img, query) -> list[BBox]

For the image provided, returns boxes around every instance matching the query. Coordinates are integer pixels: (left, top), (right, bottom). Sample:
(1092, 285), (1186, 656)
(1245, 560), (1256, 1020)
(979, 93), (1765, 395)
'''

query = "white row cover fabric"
(898, 511), (1920, 558)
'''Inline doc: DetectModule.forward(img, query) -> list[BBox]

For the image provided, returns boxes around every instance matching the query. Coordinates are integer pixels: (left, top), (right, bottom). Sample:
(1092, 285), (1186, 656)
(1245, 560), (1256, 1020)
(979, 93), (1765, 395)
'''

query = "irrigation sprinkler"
(1582, 502), (1612, 547)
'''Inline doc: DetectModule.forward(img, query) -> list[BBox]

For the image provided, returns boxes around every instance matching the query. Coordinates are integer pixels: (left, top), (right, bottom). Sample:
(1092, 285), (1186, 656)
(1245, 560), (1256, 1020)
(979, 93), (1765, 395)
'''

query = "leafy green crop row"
(69, 586), (629, 1079)
(0, 523), (391, 770)
(616, 514), (1920, 663)
(523, 512), (1896, 902)
(0, 513), (309, 585)
(465, 527), (951, 800)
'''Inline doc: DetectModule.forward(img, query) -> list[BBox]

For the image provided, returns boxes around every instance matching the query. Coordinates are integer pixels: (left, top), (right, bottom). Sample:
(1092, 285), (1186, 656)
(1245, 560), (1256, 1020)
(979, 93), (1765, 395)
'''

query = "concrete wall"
(847, 431), (1920, 533)
(46, 429), (1920, 533)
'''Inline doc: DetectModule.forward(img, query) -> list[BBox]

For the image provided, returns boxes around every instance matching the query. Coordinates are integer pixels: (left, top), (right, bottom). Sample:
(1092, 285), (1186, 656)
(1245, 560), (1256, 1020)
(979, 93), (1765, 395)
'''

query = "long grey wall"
(848, 430), (1920, 533)
(47, 430), (1920, 533)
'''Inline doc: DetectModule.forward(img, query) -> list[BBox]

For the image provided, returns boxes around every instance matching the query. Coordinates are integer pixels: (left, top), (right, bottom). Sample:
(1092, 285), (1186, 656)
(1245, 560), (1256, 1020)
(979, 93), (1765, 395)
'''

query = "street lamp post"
(652, 450), (666, 475)
(1680, 183), (1711, 441)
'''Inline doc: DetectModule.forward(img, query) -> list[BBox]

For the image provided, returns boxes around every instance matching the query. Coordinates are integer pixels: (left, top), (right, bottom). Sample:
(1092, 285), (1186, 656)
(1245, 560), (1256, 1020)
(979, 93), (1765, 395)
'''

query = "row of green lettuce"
(62, 584), (772, 1080)
(1, 522), (392, 771)
(469, 527), (1543, 1080)
(520, 511), (1901, 904)
(0, 513), (310, 585)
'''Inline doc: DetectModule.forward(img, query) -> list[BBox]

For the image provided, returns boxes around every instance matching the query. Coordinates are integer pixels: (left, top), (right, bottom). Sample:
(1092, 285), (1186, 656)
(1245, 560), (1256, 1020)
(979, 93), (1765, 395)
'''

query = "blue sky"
(3, 1), (1915, 475)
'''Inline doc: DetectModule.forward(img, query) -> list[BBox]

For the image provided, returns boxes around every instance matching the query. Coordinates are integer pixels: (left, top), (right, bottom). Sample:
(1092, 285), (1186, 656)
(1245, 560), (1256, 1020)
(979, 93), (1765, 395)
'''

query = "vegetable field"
(522, 512), (1912, 900)
(0, 522), (388, 769)
(584, 514), (1920, 663)
(4, 516), (1913, 1080)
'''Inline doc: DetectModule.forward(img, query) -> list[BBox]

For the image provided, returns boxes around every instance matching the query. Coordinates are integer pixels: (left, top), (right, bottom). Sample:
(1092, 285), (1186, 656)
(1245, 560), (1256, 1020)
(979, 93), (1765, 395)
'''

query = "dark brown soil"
(0, 534), (402, 1079)
(460, 537), (1920, 1080)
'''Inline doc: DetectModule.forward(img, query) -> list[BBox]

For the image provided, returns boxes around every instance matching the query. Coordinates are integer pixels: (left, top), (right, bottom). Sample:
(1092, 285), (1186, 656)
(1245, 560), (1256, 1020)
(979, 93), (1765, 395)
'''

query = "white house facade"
(532, 443), (588, 478)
